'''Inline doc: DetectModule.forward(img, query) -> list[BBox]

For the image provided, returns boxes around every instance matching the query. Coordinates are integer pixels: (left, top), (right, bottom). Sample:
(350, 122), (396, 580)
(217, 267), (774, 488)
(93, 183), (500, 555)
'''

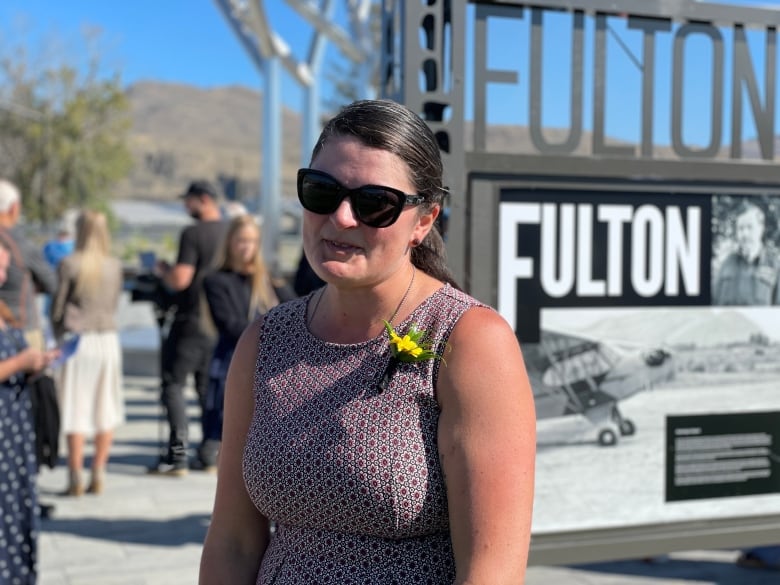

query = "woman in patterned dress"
(0, 243), (59, 584)
(200, 99), (536, 584)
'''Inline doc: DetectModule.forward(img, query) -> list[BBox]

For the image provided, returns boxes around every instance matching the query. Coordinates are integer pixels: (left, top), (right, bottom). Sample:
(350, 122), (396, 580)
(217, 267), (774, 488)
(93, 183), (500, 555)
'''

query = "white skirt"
(56, 331), (125, 434)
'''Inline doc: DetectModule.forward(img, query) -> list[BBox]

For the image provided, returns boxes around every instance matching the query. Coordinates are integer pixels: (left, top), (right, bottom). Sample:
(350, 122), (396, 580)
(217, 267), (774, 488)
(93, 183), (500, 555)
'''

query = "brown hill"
(115, 81), (303, 201)
(117, 81), (779, 203)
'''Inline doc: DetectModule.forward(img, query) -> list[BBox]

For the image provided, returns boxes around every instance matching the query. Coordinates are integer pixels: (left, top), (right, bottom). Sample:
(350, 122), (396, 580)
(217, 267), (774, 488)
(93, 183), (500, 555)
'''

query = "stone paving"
(35, 375), (778, 584)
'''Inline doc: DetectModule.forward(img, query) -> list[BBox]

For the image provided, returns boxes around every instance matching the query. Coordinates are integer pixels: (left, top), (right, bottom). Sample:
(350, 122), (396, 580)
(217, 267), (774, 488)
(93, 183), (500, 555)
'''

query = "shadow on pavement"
(570, 557), (778, 584)
(41, 513), (211, 547)
(124, 411), (164, 423)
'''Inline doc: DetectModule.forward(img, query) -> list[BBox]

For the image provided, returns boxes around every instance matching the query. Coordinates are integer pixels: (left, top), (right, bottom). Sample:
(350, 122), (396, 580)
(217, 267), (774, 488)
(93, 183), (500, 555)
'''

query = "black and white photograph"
(497, 189), (780, 534)
(711, 194), (780, 306)
(530, 305), (780, 533)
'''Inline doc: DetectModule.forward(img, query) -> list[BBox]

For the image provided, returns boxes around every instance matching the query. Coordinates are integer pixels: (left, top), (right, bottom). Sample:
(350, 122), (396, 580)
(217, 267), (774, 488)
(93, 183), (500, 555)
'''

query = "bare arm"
(0, 348), (58, 382)
(159, 227), (197, 291)
(161, 263), (195, 292)
(199, 317), (270, 584)
(437, 307), (536, 585)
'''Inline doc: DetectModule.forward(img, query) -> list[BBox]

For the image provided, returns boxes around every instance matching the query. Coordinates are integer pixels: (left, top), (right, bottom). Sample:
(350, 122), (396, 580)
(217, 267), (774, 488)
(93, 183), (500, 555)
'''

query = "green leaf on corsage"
(383, 321), (442, 363)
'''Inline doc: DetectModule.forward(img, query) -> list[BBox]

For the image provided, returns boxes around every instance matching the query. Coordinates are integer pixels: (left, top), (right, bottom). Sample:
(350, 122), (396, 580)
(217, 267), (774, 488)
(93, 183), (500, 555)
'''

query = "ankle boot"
(87, 468), (105, 495)
(66, 469), (85, 497)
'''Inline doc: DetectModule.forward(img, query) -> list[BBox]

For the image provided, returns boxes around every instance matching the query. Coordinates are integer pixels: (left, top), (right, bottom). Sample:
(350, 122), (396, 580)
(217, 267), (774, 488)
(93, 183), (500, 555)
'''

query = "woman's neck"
(308, 265), (418, 343)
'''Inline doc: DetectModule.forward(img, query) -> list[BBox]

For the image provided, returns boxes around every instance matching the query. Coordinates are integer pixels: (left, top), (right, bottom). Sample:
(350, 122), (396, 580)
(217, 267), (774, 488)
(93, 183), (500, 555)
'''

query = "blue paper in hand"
(51, 334), (80, 368)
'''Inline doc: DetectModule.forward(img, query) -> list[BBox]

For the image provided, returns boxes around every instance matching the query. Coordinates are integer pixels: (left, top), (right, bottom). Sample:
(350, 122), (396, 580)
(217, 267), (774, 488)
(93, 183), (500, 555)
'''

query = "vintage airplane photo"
(525, 328), (675, 446)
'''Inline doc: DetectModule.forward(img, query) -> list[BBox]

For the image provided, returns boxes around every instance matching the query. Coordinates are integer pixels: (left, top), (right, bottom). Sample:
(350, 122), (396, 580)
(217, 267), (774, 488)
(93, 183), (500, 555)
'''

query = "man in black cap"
(150, 180), (228, 475)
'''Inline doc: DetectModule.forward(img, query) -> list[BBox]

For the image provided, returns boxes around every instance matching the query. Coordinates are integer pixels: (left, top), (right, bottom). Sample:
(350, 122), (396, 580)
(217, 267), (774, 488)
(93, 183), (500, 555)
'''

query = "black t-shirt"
(293, 253), (324, 296)
(174, 220), (228, 321)
(203, 269), (252, 344)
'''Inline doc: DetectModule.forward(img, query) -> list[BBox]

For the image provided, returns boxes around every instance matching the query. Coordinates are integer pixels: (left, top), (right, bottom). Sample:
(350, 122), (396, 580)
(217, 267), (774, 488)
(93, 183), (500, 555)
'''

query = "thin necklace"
(307, 265), (417, 332)
(308, 285), (326, 328)
(388, 265), (416, 324)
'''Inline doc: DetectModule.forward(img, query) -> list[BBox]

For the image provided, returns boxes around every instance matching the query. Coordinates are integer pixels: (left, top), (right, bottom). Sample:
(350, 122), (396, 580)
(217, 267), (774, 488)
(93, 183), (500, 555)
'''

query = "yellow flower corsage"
(384, 321), (440, 363)
(377, 321), (444, 392)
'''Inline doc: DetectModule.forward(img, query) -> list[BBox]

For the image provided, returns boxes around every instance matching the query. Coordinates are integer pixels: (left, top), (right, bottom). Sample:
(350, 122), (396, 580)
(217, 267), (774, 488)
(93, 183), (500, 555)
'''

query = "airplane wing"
(526, 328), (675, 445)
(524, 329), (618, 415)
(526, 328), (673, 417)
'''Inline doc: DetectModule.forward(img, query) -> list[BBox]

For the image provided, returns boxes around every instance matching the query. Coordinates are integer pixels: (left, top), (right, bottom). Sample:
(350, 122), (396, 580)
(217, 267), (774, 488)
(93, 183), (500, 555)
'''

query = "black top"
(174, 220), (228, 321)
(203, 269), (252, 344)
(293, 253), (324, 297)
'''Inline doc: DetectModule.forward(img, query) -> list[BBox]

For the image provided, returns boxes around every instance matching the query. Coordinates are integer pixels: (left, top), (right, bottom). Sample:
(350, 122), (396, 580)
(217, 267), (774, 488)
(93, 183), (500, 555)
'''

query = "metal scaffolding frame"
(211, 0), (377, 269)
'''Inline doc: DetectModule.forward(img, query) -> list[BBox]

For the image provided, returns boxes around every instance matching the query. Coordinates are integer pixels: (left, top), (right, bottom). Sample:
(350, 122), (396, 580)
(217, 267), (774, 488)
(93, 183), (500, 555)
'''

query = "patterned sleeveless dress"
(243, 284), (484, 584)
(0, 326), (38, 585)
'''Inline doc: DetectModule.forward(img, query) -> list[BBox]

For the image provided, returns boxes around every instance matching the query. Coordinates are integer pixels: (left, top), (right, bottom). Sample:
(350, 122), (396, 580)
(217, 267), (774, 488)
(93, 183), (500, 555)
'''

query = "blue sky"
(0, 1), (266, 89)
(1, 0), (778, 147)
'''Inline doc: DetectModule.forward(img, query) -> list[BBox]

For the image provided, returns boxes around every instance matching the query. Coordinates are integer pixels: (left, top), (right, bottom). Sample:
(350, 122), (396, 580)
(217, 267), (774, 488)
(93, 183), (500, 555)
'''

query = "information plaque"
(666, 411), (780, 502)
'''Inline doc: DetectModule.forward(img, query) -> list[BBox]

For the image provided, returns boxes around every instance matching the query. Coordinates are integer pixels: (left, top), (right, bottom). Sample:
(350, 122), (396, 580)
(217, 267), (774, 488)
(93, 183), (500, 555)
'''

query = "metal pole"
(261, 57), (282, 271)
(302, 0), (336, 165)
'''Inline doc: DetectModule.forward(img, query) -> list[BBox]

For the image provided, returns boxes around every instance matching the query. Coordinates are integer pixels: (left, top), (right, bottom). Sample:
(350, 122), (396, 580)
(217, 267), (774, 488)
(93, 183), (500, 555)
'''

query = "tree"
(0, 28), (132, 222)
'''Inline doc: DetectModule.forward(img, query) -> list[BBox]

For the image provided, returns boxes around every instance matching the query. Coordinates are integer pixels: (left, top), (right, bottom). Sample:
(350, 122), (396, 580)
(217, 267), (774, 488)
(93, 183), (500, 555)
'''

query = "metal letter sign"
(470, 0), (779, 158)
(384, 0), (780, 564)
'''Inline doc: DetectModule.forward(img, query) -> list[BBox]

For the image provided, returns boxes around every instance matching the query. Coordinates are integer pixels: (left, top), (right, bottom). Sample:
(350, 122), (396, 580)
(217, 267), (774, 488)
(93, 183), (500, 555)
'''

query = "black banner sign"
(499, 189), (713, 341)
(499, 189), (780, 342)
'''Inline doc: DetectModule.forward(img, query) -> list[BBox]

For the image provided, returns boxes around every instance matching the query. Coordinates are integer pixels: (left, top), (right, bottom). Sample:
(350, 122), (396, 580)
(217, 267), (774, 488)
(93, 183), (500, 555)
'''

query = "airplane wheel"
(598, 428), (618, 447)
(619, 419), (636, 436)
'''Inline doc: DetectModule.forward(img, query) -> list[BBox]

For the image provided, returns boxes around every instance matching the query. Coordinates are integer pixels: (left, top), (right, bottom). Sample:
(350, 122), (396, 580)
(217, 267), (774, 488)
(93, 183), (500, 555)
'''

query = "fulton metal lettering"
(473, 4), (778, 161)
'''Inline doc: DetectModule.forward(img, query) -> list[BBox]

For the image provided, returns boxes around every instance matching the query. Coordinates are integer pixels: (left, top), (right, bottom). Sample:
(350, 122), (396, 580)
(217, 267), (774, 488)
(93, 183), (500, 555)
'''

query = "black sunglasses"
(297, 168), (426, 228)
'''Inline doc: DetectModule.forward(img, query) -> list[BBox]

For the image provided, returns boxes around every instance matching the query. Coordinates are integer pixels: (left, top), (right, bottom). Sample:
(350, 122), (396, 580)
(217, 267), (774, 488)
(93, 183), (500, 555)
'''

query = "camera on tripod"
(127, 251), (176, 313)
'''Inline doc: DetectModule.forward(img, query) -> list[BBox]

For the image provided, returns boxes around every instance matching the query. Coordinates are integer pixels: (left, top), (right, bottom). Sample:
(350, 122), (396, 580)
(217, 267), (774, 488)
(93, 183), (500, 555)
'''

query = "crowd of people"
(0, 174), (283, 582)
(0, 101), (539, 584)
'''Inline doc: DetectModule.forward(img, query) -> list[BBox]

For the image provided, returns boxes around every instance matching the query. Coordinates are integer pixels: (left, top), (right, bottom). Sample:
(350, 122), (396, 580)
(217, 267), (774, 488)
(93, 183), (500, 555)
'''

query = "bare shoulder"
(232, 316), (264, 369)
(446, 305), (523, 369)
(450, 304), (517, 346)
(437, 304), (530, 408)
(221, 315), (266, 406)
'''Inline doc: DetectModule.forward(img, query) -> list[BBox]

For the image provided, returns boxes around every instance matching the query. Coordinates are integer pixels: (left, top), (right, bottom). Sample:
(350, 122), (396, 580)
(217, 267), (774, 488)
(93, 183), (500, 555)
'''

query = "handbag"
(27, 374), (61, 470)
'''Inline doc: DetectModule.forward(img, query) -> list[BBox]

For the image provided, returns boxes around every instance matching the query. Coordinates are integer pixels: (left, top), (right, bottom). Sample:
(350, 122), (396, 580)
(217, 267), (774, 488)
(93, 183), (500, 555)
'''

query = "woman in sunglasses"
(200, 99), (536, 584)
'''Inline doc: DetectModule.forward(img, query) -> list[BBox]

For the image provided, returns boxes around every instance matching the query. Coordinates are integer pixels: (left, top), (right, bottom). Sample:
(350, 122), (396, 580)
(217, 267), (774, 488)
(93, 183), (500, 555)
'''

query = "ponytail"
(411, 224), (460, 290)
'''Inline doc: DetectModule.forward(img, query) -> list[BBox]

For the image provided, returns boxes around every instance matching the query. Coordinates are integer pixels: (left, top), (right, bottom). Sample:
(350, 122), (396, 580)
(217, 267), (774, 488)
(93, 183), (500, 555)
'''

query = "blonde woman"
(50, 210), (124, 495)
(200, 214), (278, 470)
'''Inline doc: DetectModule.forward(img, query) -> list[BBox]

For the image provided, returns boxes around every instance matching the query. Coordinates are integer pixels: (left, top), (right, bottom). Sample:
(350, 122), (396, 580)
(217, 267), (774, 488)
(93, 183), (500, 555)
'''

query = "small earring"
(411, 238), (420, 247)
